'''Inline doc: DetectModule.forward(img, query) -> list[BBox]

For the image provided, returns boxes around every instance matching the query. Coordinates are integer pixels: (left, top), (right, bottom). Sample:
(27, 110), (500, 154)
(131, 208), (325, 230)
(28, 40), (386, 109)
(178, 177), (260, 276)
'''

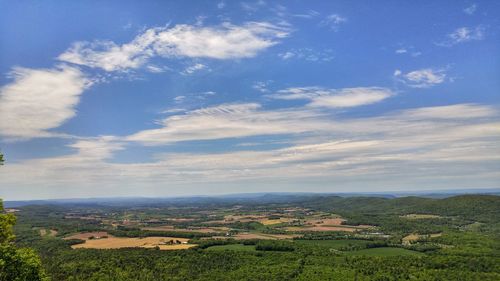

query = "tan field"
(402, 233), (442, 245)
(286, 226), (359, 232)
(233, 233), (299, 240)
(165, 218), (196, 222)
(402, 234), (420, 245)
(142, 226), (230, 233)
(260, 218), (295, 225)
(71, 236), (196, 250)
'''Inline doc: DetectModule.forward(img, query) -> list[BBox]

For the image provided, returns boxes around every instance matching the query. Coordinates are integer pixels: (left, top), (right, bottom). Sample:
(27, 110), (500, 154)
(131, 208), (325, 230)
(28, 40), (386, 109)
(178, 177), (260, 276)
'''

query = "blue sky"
(0, 0), (499, 200)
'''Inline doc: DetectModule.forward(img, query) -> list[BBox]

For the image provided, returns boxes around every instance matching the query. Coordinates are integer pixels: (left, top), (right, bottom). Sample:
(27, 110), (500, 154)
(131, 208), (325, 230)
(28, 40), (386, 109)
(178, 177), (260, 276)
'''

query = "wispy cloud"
(241, 0), (266, 13)
(270, 87), (393, 108)
(395, 47), (421, 57)
(437, 26), (485, 47)
(291, 10), (320, 19)
(181, 63), (207, 75)
(320, 14), (347, 31)
(278, 48), (334, 62)
(463, 3), (477, 15)
(253, 80), (273, 93)
(59, 22), (290, 72)
(394, 68), (447, 88)
(126, 103), (328, 145)
(0, 65), (91, 139)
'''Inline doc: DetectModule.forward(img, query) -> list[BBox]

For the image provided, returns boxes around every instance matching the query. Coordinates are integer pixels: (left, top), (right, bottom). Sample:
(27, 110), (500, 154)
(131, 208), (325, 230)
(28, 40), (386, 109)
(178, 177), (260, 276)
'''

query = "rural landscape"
(1, 1), (500, 280)
(2, 192), (499, 280)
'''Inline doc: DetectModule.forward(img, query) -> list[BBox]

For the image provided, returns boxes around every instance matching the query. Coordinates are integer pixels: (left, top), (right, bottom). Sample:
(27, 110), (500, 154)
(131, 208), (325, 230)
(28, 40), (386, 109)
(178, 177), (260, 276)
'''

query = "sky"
(0, 1), (499, 200)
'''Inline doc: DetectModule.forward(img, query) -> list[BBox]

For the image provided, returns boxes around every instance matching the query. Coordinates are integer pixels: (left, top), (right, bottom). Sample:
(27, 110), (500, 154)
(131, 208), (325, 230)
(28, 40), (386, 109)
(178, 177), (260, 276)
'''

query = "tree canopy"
(0, 151), (48, 281)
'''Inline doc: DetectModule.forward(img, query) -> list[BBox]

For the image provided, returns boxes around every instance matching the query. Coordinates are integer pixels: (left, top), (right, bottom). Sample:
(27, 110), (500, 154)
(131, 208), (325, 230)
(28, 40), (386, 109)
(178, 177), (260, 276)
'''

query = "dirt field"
(71, 236), (196, 250)
(223, 215), (265, 222)
(260, 218), (295, 225)
(402, 233), (442, 245)
(304, 218), (346, 226)
(286, 226), (360, 232)
(142, 226), (230, 233)
(231, 233), (299, 240)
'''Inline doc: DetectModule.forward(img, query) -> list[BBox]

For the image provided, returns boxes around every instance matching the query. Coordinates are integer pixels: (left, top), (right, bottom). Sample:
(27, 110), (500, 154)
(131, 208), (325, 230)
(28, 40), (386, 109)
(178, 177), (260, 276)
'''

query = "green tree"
(0, 151), (49, 281)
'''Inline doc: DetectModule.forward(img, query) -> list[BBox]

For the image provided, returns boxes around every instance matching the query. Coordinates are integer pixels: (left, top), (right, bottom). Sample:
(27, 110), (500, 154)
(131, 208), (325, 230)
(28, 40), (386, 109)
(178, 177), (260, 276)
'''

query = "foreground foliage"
(0, 199), (48, 281)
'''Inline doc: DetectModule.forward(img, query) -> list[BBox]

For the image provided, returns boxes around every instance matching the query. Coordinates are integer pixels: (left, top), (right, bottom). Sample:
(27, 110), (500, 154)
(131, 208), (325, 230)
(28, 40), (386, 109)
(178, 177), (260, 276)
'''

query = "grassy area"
(346, 247), (423, 257)
(295, 239), (371, 249)
(205, 244), (257, 252)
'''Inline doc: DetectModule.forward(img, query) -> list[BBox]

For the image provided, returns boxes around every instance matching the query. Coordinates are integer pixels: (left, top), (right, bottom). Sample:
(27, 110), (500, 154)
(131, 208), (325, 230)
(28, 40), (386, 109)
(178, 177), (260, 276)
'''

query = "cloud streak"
(270, 87), (393, 108)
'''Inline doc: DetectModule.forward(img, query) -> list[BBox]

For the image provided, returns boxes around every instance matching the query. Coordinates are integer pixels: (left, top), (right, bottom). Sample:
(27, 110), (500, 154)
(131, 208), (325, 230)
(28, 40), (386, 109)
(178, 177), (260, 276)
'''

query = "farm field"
(71, 236), (196, 250)
(286, 226), (361, 232)
(141, 226), (230, 233)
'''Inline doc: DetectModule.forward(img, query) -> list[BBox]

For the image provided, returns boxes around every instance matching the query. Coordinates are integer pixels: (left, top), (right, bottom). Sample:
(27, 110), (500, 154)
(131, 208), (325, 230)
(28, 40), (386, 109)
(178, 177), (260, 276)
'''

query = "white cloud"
(217, 1), (225, 9)
(270, 87), (393, 108)
(278, 48), (334, 62)
(153, 22), (289, 59)
(395, 47), (421, 57)
(279, 51), (295, 60)
(146, 65), (168, 73)
(173, 95), (186, 102)
(438, 26), (485, 47)
(0, 65), (91, 139)
(241, 0), (266, 12)
(58, 29), (158, 72)
(320, 14), (347, 31)
(181, 63), (207, 75)
(253, 80), (273, 93)
(449, 26), (484, 43)
(292, 10), (320, 19)
(463, 3), (477, 15)
(394, 68), (447, 88)
(59, 22), (290, 71)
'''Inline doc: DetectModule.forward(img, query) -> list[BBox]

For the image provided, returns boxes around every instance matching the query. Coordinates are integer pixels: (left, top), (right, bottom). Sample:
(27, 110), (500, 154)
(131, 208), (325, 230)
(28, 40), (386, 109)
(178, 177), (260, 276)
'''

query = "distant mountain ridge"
(4, 188), (499, 208)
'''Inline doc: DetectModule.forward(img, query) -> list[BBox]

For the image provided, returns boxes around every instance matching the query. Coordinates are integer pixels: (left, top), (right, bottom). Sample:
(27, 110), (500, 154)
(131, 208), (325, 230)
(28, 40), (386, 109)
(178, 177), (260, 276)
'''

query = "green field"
(346, 247), (423, 256)
(206, 244), (257, 252)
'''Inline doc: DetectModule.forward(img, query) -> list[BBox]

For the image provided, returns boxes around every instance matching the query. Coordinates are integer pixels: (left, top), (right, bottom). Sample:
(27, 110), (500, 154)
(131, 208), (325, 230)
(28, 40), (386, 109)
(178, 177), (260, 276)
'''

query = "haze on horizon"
(0, 1), (499, 200)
